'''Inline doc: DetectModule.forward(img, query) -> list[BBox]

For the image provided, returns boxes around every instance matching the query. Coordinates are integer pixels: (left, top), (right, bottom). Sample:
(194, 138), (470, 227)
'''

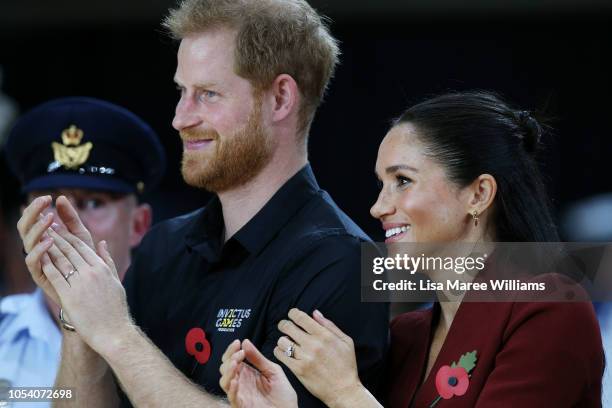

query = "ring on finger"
(285, 342), (295, 358)
(63, 269), (76, 282)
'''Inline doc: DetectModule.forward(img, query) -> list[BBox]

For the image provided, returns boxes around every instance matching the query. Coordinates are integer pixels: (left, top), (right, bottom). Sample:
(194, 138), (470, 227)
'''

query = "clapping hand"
(18, 195), (130, 355)
(220, 339), (298, 408)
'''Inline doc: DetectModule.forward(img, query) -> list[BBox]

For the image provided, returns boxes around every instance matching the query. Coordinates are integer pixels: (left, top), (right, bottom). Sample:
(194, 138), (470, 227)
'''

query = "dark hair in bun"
(514, 110), (543, 153)
(395, 90), (558, 242)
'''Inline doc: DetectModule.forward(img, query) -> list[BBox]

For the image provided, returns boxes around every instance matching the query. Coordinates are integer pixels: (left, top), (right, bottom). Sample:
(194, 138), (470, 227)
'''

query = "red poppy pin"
(430, 350), (477, 407)
(185, 327), (212, 365)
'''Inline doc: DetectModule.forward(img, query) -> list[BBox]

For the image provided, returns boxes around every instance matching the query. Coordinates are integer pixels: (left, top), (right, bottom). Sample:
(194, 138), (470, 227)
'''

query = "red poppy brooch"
(185, 327), (212, 365)
(430, 350), (477, 407)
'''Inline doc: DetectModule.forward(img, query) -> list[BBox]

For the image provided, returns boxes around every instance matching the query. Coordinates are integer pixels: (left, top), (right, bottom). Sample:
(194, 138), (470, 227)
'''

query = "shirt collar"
(185, 163), (320, 257)
(234, 164), (319, 255)
(184, 197), (224, 260)
(0, 288), (60, 344)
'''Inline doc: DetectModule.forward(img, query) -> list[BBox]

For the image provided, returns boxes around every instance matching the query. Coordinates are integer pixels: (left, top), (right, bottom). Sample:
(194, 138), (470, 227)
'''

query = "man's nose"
(173, 97), (202, 131)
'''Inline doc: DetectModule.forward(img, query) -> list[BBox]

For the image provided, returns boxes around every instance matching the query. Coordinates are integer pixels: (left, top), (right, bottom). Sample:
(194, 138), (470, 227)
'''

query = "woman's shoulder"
(505, 298), (601, 342)
(508, 272), (599, 330)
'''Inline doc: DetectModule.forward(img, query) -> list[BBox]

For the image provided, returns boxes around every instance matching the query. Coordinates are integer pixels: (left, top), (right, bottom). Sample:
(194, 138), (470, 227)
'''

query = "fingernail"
(101, 240), (108, 250)
(314, 310), (323, 319)
(50, 223), (59, 230)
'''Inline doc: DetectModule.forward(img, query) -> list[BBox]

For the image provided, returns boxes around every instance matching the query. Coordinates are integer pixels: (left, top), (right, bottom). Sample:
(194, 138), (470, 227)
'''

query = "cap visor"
(23, 174), (135, 194)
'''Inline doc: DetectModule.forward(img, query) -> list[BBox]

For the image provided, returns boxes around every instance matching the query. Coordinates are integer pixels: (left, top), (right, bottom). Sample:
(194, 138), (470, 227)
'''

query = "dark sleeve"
(475, 301), (604, 407)
(123, 258), (138, 322)
(259, 234), (390, 408)
(123, 238), (147, 330)
(117, 229), (162, 408)
(123, 225), (166, 334)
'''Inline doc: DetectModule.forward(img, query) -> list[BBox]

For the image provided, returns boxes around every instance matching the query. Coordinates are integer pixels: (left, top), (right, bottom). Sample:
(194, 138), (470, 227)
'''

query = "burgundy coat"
(385, 300), (604, 407)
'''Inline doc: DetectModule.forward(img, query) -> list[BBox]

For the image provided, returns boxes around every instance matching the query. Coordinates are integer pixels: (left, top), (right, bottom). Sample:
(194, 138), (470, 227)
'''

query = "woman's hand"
(219, 339), (298, 408)
(29, 196), (131, 355)
(273, 309), (363, 407)
(18, 196), (95, 305)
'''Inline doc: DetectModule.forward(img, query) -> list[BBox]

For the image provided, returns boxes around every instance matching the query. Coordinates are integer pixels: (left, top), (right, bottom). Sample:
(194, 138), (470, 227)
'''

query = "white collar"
(0, 288), (60, 343)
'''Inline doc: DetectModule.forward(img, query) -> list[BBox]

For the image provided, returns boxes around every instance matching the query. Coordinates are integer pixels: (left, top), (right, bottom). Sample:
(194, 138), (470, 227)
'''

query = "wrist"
(60, 334), (110, 386)
(328, 379), (367, 408)
(96, 321), (141, 363)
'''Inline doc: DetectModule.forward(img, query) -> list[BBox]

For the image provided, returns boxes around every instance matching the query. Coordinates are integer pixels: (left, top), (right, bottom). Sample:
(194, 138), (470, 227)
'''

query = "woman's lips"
(385, 230), (407, 243)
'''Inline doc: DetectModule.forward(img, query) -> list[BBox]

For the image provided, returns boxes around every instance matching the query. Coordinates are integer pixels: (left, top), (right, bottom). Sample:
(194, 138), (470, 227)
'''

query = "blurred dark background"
(1, 0), (611, 294)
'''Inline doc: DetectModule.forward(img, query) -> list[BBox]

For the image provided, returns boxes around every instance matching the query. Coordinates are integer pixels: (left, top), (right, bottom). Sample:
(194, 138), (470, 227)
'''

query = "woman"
(218, 91), (604, 407)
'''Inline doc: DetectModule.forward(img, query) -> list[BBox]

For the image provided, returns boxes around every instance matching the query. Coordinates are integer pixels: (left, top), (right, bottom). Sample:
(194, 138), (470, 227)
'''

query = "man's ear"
(467, 173), (497, 215)
(129, 203), (152, 248)
(269, 74), (300, 124)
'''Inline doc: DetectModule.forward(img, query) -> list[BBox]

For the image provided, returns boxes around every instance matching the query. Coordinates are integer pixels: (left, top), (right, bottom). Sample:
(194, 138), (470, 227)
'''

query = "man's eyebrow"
(385, 164), (418, 174)
(193, 82), (219, 90)
(173, 79), (218, 90)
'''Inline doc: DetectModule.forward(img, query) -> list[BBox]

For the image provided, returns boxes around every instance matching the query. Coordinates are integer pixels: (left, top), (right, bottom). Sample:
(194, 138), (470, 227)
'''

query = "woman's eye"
(376, 179), (383, 190)
(396, 175), (412, 187)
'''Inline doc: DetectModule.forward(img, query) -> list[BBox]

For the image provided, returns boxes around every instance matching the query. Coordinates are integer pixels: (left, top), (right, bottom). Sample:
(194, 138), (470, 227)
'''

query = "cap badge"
(51, 125), (93, 169)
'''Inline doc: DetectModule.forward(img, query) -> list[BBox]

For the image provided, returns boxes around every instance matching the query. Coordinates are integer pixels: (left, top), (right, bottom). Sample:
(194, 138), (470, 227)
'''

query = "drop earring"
(471, 210), (479, 227)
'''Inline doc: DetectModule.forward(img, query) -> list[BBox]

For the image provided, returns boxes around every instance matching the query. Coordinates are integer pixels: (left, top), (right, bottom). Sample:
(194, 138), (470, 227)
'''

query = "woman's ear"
(468, 173), (497, 215)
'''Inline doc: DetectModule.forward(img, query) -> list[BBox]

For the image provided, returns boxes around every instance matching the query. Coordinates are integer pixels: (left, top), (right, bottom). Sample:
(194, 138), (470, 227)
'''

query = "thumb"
(242, 339), (277, 377)
(97, 240), (119, 279)
(313, 310), (351, 343)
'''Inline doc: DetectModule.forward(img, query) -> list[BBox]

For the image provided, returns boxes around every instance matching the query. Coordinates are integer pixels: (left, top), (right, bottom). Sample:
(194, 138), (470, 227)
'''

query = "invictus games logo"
(215, 308), (252, 332)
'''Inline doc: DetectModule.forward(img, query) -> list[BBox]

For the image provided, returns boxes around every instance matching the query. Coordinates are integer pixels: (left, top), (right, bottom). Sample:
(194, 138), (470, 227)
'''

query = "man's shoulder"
(285, 189), (371, 245)
(148, 207), (205, 236)
(137, 206), (205, 249)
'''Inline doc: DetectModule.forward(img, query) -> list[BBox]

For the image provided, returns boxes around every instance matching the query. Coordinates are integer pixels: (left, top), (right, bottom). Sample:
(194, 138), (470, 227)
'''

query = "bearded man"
(17, 1), (388, 407)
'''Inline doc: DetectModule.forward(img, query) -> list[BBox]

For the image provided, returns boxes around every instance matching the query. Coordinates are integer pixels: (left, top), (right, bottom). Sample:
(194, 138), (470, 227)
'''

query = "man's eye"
(79, 199), (104, 210)
(199, 90), (218, 102)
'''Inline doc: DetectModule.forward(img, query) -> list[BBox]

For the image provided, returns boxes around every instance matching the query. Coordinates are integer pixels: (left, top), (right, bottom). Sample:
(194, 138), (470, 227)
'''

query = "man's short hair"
(163, 0), (340, 138)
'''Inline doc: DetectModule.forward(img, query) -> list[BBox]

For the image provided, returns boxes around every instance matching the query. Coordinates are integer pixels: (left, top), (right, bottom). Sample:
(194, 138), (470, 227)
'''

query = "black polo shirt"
(121, 164), (389, 407)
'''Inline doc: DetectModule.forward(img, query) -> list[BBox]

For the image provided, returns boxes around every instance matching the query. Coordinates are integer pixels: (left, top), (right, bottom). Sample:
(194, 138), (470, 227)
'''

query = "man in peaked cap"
(0, 97), (165, 405)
